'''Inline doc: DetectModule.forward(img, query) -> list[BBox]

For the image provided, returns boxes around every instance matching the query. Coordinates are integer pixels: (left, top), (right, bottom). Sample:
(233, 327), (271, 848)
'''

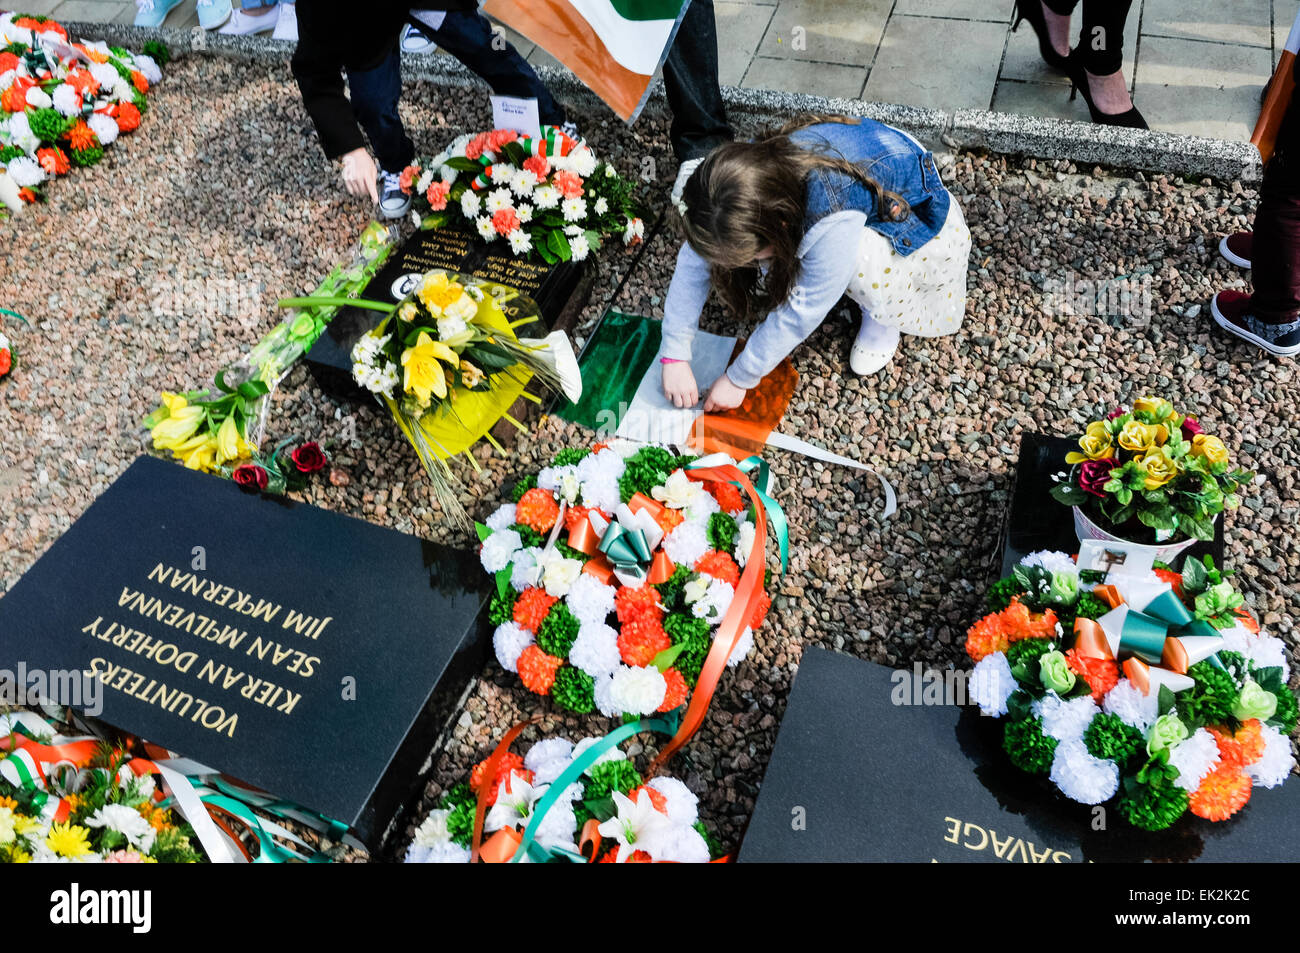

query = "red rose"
(232, 464), (269, 491)
(290, 442), (328, 474)
(1181, 416), (1204, 440)
(1078, 457), (1118, 497)
(1106, 406), (1126, 420)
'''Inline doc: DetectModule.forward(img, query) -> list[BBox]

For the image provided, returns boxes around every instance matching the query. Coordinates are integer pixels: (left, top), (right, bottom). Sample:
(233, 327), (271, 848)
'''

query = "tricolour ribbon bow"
(568, 492), (675, 588)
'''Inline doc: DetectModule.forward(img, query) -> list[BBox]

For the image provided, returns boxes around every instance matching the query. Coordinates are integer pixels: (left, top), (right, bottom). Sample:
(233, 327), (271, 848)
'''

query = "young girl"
(660, 115), (970, 411)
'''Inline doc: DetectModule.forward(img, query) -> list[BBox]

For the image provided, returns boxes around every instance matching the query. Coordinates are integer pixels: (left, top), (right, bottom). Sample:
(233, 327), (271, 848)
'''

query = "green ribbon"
(598, 519), (654, 580)
(0, 308), (29, 327)
(509, 714), (678, 864)
(696, 455), (789, 575)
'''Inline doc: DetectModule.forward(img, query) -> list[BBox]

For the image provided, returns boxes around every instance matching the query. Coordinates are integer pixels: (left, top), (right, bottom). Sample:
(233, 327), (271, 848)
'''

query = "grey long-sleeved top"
(659, 210), (867, 390)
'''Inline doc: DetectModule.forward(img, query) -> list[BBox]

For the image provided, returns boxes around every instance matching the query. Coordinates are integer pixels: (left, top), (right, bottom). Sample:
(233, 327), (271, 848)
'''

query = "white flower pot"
(1071, 506), (1200, 565)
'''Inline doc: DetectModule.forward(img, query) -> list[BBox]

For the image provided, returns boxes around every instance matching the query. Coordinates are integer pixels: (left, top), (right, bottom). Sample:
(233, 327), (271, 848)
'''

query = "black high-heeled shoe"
(1012, 0), (1069, 72)
(1066, 47), (1148, 129)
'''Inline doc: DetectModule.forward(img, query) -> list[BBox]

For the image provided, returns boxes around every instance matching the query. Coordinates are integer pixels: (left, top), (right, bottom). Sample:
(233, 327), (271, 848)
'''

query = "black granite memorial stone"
(997, 432), (1225, 579)
(0, 455), (489, 850)
(739, 647), (1300, 862)
(305, 223), (593, 402)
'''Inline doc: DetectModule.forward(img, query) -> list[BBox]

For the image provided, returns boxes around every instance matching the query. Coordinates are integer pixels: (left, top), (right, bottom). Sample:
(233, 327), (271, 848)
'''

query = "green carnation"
(1176, 661), (1237, 726)
(537, 603), (579, 658)
(487, 587), (518, 627)
(1073, 591), (1110, 621)
(1270, 684), (1298, 734)
(1003, 717), (1058, 775)
(1084, 713), (1144, 763)
(550, 447), (591, 467)
(617, 446), (679, 502)
(1146, 713), (1188, 756)
(1233, 679), (1278, 722)
(510, 522), (544, 548)
(142, 40), (172, 65)
(70, 145), (102, 167)
(1118, 781), (1188, 832)
(555, 541), (587, 563)
(664, 612), (710, 684)
(654, 564), (692, 611)
(1038, 650), (1077, 694)
(27, 108), (69, 144)
(510, 474), (538, 503)
(1006, 637), (1054, 669)
(986, 576), (1023, 613)
(584, 759), (640, 801)
(694, 820), (724, 860)
(0, 145), (25, 163)
(445, 799), (477, 848)
(707, 512), (738, 552)
(551, 665), (595, 713)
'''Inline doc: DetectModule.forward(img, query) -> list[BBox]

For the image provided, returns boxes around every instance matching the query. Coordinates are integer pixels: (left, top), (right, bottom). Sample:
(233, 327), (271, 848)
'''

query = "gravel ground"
(1, 53), (1295, 862)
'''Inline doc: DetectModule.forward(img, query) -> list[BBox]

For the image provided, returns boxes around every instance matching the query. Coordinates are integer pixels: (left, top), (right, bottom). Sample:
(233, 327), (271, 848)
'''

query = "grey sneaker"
(379, 171), (412, 220)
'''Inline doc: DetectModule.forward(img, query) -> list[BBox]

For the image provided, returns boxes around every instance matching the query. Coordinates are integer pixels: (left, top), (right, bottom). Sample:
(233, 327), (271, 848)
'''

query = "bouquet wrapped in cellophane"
(348, 268), (581, 528)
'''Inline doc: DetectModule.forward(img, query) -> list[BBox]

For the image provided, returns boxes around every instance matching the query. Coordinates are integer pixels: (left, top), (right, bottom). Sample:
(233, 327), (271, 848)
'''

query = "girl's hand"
(703, 374), (747, 413)
(662, 361), (699, 408)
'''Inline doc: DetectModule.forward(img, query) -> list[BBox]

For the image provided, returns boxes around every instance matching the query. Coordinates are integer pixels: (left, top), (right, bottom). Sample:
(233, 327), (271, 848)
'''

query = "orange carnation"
(599, 847), (652, 862)
(1208, 720), (1266, 769)
(516, 644), (563, 694)
(1065, 649), (1119, 702)
(965, 612), (1009, 661)
(425, 179), (450, 210)
(617, 617), (670, 667)
(553, 169), (583, 199)
(1001, 598), (1059, 641)
(657, 667), (688, 712)
(2, 78), (33, 113)
(614, 585), (662, 625)
(64, 69), (99, 97)
(1188, 763), (1252, 821)
(37, 147), (70, 176)
(564, 504), (604, 533)
(512, 586), (557, 633)
(650, 505), (684, 536)
(706, 480), (744, 514)
(66, 120), (97, 151)
(695, 550), (740, 586)
(131, 70), (148, 94)
(749, 590), (772, 631)
(115, 103), (141, 133)
(0, 53), (19, 74)
(515, 487), (560, 534)
(470, 752), (526, 803)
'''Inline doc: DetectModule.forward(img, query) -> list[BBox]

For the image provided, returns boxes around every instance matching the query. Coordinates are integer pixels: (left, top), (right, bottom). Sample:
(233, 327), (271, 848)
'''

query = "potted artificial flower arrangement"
(1048, 397), (1253, 563)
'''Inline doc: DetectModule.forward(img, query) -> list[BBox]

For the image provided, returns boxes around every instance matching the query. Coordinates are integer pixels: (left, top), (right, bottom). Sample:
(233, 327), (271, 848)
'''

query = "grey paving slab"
(864, 14), (1006, 110)
(992, 77), (1086, 121)
(1275, 0), (1299, 66)
(1134, 35), (1273, 141)
(756, 0), (891, 67)
(893, 0), (1012, 23)
(1141, 0), (1271, 50)
(716, 0), (776, 86)
(53, 0), (132, 20)
(741, 53), (867, 98)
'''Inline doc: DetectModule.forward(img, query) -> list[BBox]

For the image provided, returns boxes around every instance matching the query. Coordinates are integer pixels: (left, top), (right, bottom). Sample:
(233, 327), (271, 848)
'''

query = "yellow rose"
(1190, 433), (1229, 465)
(1139, 446), (1179, 489)
(1133, 396), (1173, 421)
(1065, 421), (1114, 463)
(400, 331), (457, 406)
(1118, 420), (1168, 452)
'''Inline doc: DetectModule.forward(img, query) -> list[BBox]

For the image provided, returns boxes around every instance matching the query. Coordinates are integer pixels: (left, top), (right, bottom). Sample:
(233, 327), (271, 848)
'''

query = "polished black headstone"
(739, 647), (1299, 862)
(998, 432), (1224, 579)
(0, 455), (488, 850)
(305, 224), (592, 402)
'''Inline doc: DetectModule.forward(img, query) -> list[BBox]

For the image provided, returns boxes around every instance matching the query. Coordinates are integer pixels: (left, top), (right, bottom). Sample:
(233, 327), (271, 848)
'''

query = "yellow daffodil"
(174, 432), (219, 472)
(215, 415), (248, 465)
(1138, 446), (1179, 489)
(46, 821), (93, 858)
(150, 404), (205, 450)
(1190, 433), (1229, 465)
(416, 271), (467, 315)
(400, 331), (458, 406)
(159, 391), (189, 415)
(1065, 421), (1114, 463)
(1118, 419), (1168, 452)
(459, 360), (485, 388)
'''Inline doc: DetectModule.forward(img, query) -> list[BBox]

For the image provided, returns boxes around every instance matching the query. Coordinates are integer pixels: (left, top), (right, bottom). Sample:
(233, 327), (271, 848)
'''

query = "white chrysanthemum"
(480, 528), (522, 573)
(683, 487), (721, 527)
(460, 190), (481, 218)
(647, 776), (699, 826)
(608, 665), (667, 715)
(509, 168), (538, 196)
(405, 840), (471, 863)
(493, 621), (534, 673)
(534, 801), (578, 852)
(569, 622), (621, 678)
(5, 155), (43, 187)
(533, 183), (560, 209)
(569, 233), (591, 262)
(510, 547), (541, 592)
(6, 113), (37, 154)
(529, 758), (573, 787)
(516, 203), (533, 223)
(87, 112), (117, 146)
(525, 737), (573, 774)
(508, 229), (532, 255)
(133, 53), (162, 85)
(1033, 693), (1099, 744)
(1102, 677), (1159, 733)
(1020, 550), (1078, 577)
(571, 735), (627, 773)
(561, 196), (587, 222)
(651, 823), (711, 863)
(727, 626), (754, 667)
(564, 224), (583, 237)
(734, 519), (756, 566)
(579, 472), (620, 513)
(0, 70), (15, 93)
(89, 62), (120, 93)
(52, 84), (80, 116)
(476, 215), (496, 241)
(414, 168), (434, 195)
(411, 808), (454, 847)
(486, 162), (513, 184)
(537, 549), (583, 598)
(439, 164), (457, 183)
(1220, 624), (1291, 679)
(24, 86), (51, 109)
(376, 362), (400, 397)
(486, 502), (517, 531)
(568, 145), (597, 176)
(1050, 739), (1120, 804)
(594, 196), (609, 215)
(1246, 723), (1296, 788)
(968, 651), (1016, 717)
(538, 464), (577, 494)
(1167, 728), (1221, 792)
(663, 521), (709, 567)
(485, 186), (513, 213)
(567, 574), (617, 626)
(83, 803), (156, 852)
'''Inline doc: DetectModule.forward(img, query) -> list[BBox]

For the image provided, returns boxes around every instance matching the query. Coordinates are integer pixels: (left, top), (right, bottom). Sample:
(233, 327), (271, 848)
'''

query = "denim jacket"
(793, 120), (950, 257)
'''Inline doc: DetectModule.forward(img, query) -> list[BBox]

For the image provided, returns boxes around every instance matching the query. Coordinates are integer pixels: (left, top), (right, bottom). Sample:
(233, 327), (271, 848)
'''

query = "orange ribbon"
(649, 463), (768, 774)
(568, 496), (677, 585)
(1072, 617), (1114, 661)
(479, 827), (524, 864)
(578, 818), (603, 861)
(1093, 584), (1124, 610)
(469, 717), (540, 863)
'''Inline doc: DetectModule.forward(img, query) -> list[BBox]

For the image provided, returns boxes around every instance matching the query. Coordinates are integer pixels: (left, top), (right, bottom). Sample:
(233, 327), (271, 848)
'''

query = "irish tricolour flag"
(484, 0), (690, 121)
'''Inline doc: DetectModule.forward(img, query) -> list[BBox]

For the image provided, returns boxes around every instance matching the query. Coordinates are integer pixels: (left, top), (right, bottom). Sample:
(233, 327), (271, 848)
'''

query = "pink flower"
(464, 133), (490, 160)
(1181, 416), (1204, 440)
(398, 164), (420, 194)
(1079, 457), (1119, 497)
(492, 207), (521, 236)
(1106, 407), (1126, 420)
(485, 128), (519, 152)
(104, 850), (145, 863)
(425, 180), (451, 211)
(523, 154), (550, 179)
(554, 170), (583, 199)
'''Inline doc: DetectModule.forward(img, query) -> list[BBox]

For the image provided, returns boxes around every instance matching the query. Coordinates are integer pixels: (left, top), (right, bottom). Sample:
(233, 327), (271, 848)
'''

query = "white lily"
(597, 790), (672, 862)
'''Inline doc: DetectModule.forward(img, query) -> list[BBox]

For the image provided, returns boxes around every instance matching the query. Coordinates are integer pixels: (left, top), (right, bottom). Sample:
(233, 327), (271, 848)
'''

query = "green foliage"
(537, 603), (579, 658)
(1084, 713), (1144, 763)
(695, 820), (724, 860)
(1073, 591), (1110, 621)
(1117, 779), (1188, 831)
(510, 473), (537, 502)
(151, 826), (204, 864)
(654, 564), (692, 611)
(487, 586), (517, 626)
(1181, 556), (1246, 628)
(551, 665), (595, 713)
(550, 447), (591, 467)
(1003, 717), (1058, 774)
(986, 576), (1023, 613)
(511, 522), (544, 549)
(707, 512), (738, 553)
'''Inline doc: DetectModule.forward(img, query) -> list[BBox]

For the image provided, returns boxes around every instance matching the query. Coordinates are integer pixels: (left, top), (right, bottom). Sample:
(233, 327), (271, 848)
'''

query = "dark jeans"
(1250, 94), (1300, 323)
(662, 0), (733, 162)
(346, 11), (565, 173)
(1042, 0), (1132, 76)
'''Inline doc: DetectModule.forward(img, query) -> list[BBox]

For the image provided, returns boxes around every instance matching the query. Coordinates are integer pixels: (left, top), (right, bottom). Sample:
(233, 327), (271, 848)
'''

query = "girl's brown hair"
(679, 115), (910, 322)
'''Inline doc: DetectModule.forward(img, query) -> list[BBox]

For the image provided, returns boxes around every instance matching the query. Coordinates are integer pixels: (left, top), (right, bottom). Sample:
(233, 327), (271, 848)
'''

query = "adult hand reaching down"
(340, 147), (378, 203)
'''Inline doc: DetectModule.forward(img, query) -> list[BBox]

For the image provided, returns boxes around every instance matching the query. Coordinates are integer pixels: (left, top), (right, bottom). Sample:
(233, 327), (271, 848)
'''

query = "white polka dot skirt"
(845, 197), (970, 338)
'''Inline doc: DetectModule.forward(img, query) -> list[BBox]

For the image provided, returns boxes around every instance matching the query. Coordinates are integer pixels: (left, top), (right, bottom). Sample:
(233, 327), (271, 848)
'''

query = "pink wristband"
(659, 357), (685, 364)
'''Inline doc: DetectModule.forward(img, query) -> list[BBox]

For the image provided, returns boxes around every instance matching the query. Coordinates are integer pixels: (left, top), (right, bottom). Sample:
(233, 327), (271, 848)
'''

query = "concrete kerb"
(66, 20), (1263, 184)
